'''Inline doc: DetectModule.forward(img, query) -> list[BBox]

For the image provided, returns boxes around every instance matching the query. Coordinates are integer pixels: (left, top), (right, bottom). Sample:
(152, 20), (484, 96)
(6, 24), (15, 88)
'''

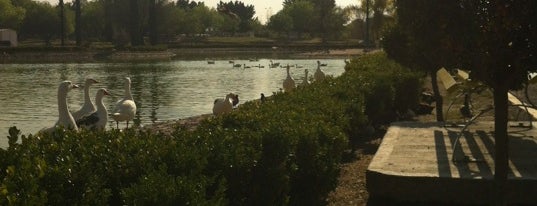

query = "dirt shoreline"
(0, 48), (368, 63)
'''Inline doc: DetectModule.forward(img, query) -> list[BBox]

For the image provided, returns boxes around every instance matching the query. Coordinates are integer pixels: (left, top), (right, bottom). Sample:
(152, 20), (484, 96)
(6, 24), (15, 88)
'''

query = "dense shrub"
(345, 52), (423, 127)
(0, 52), (420, 205)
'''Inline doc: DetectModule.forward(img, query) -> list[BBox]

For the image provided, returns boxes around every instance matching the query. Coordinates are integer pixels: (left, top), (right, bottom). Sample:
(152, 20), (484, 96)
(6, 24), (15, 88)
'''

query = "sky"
(39, 0), (359, 24)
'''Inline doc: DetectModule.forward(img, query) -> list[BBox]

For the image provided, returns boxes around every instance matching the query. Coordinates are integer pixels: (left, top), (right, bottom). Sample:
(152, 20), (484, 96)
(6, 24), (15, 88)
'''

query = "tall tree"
(457, 1), (537, 204)
(20, 1), (60, 45)
(176, 0), (198, 9)
(286, 0), (314, 38)
(0, 0), (26, 30)
(310, 0), (335, 42)
(103, 0), (113, 41)
(217, 1), (255, 32)
(74, 0), (81, 46)
(129, 0), (143, 45)
(80, 0), (105, 41)
(59, 0), (64, 45)
(149, 0), (157, 45)
(384, 1), (537, 205)
(267, 10), (293, 38)
(383, 0), (470, 122)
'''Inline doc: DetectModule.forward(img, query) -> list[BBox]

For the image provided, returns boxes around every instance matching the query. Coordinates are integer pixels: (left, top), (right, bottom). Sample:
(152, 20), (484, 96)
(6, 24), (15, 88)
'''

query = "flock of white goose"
(39, 60), (327, 133)
(283, 60), (326, 92)
(39, 77), (136, 134)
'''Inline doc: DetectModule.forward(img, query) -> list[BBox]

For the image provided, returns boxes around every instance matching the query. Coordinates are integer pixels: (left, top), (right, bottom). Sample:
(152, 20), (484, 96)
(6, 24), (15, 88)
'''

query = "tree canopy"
(383, 0), (537, 204)
(0, 0), (363, 46)
(0, 0), (26, 30)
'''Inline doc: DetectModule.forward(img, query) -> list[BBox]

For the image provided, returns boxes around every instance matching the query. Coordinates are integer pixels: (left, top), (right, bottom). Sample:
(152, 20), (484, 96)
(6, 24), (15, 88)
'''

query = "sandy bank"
(1, 48), (371, 63)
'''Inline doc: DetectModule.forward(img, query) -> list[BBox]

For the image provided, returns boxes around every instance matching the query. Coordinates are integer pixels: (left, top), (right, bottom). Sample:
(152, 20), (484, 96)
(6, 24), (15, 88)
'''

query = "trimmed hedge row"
(0, 52), (421, 205)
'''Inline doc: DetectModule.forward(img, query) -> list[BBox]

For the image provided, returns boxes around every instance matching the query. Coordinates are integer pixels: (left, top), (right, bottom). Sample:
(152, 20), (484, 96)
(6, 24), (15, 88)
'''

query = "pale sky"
(39, 0), (359, 24)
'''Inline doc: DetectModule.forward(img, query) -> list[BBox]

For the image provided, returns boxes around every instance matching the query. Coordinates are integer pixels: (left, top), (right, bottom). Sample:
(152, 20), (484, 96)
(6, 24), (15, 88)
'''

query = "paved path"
(367, 121), (537, 204)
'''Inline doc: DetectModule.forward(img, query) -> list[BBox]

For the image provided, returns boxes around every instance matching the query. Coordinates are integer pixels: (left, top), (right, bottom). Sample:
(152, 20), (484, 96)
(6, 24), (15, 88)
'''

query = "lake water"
(0, 58), (346, 146)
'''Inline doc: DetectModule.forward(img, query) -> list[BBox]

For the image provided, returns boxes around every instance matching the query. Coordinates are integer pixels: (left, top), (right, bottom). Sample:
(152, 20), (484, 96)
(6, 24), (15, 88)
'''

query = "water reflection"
(0, 59), (346, 146)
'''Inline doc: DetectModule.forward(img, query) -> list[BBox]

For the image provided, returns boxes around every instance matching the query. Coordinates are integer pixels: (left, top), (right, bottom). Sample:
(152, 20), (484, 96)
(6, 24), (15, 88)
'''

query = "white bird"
(112, 77), (137, 129)
(302, 69), (310, 86)
(283, 65), (295, 92)
(77, 88), (110, 131)
(40, 81), (79, 134)
(314, 60), (326, 82)
(72, 78), (99, 121)
(213, 93), (235, 115)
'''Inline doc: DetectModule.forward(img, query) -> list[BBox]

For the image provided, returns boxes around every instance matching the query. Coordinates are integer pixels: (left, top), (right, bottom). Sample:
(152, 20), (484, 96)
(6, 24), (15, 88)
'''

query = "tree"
(384, 1), (537, 205)
(149, 0), (157, 45)
(129, 0), (143, 46)
(382, 0), (470, 122)
(216, 12), (240, 35)
(286, 1), (314, 38)
(74, 0), (81, 46)
(323, 7), (347, 40)
(19, 1), (60, 44)
(176, 0), (199, 10)
(0, 0), (26, 30)
(80, 0), (105, 41)
(457, 1), (537, 204)
(59, 0), (64, 45)
(310, 0), (335, 42)
(370, 0), (393, 44)
(267, 10), (293, 38)
(217, 1), (255, 33)
(103, 0), (113, 42)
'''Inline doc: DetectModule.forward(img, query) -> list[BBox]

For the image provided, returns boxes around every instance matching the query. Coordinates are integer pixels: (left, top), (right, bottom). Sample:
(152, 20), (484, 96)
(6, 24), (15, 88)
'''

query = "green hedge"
(0, 52), (421, 205)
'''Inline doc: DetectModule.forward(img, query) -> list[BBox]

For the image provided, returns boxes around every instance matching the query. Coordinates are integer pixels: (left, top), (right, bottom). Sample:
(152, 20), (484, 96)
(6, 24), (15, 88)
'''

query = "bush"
(0, 52), (420, 205)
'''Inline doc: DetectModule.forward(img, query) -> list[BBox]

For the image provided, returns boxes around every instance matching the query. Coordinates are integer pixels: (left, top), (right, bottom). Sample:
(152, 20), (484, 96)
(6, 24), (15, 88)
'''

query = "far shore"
(0, 47), (369, 64)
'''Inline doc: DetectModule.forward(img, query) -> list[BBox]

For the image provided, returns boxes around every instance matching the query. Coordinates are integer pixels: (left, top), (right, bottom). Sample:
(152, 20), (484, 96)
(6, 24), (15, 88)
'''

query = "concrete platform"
(366, 121), (537, 205)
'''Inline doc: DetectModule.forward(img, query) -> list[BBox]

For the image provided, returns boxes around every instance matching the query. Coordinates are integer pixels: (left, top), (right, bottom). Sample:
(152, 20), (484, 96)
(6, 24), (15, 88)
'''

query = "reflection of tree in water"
(102, 63), (176, 127)
(149, 67), (161, 123)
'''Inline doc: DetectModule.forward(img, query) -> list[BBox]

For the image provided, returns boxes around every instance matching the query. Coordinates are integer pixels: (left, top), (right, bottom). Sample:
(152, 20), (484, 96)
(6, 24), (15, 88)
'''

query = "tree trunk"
(104, 0), (113, 42)
(493, 86), (509, 206)
(149, 0), (158, 45)
(129, 0), (143, 46)
(75, 0), (81, 46)
(430, 71), (444, 121)
(59, 0), (64, 46)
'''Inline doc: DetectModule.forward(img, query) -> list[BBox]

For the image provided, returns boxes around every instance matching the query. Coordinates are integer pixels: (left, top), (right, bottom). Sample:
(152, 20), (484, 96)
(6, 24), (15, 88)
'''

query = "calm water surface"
(0, 59), (346, 146)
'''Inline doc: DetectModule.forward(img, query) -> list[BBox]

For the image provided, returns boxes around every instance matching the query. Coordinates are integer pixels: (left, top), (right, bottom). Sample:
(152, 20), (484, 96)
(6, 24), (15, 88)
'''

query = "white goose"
(283, 65), (295, 92)
(112, 77), (137, 129)
(213, 93), (235, 115)
(40, 81), (79, 134)
(314, 60), (326, 82)
(302, 69), (310, 86)
(77, 88), (110, 131)
(72, 78), (99, 121)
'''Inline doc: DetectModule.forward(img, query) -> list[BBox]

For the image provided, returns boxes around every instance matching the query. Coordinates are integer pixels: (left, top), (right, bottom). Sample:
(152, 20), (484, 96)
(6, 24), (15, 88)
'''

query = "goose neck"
(57, 89), (70, 122)
(95, 93), (107, 111)
(125, 84), (133, 100)
(83, 84), (92, 105)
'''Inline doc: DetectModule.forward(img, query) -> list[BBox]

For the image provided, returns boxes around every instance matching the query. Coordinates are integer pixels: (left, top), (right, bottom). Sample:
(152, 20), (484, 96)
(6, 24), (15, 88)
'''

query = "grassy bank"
(0, 52), (421, 205)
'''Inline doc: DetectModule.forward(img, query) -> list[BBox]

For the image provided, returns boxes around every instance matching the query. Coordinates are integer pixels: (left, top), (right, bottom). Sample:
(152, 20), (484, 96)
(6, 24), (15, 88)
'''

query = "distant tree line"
(0, 0), (394, 47)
